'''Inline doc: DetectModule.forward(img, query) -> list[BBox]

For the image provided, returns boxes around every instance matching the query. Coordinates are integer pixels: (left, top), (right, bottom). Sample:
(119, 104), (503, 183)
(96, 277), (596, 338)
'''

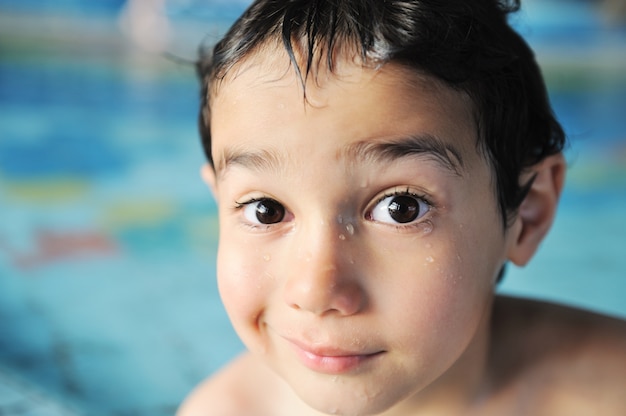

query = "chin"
(291, 378), (408, 416)
(305, 400), (382, 416)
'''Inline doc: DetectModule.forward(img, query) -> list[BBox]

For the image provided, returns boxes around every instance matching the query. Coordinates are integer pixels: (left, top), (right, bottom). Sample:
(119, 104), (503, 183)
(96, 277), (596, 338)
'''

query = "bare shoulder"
(177, 353), (284, 416)
(490, 295), (626, 413)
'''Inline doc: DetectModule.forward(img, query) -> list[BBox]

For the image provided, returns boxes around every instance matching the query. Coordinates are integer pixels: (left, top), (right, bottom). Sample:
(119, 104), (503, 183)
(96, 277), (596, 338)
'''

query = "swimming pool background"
(0, 0), (624, 414)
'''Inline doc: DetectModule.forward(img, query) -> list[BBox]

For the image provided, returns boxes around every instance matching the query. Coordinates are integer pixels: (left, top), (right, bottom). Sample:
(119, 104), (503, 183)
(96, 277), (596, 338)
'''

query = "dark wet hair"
(196, 0), (566, 226)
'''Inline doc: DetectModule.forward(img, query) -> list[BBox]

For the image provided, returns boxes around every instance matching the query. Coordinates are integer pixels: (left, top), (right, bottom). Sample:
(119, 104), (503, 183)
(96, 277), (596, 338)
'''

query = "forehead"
(209, 47), (481, 175)
(211, 43), (473, 113)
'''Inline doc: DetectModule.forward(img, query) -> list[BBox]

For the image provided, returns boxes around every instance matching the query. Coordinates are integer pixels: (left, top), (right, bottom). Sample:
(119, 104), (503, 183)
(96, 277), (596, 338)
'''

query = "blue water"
(0, 0), (625, 414)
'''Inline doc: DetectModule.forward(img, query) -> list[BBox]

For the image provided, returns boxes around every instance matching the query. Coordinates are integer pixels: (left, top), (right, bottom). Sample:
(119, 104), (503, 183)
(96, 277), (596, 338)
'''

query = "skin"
(178, 49), (626, 416)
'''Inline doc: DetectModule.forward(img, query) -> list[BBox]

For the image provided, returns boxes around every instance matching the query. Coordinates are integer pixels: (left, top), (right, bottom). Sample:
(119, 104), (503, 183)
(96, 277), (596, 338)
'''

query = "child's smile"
(205, 50), (521, 415)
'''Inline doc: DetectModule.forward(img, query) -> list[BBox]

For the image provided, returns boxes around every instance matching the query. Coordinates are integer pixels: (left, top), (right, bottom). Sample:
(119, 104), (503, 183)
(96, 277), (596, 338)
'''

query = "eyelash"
(375, 188), (434, 207)
(233, 197), (260, 210)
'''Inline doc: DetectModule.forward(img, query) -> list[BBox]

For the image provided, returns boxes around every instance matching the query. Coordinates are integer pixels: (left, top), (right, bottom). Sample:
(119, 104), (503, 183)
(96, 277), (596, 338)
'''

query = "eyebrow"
(216, 134), (465, 178)
(342, 134), (465, 176)
(216, 146), (284, 178)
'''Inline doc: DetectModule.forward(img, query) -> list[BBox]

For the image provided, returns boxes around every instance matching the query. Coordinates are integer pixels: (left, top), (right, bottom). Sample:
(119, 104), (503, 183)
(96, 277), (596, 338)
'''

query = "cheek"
(216, 238), (275, 347)
(372, 232), (494, 351)
(419, 231), (500, 338)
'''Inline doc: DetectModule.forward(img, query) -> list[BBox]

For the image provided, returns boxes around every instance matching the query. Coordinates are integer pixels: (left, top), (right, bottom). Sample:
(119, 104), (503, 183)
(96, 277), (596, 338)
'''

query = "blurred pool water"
(0, 0), (625, 414)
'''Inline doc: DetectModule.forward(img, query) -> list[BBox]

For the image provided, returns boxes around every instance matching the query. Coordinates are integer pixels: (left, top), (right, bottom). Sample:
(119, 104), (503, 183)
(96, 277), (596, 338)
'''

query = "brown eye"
(388, 195), (420, 223)
(370, 194), (430, 224)
(243, 198), (285, 224)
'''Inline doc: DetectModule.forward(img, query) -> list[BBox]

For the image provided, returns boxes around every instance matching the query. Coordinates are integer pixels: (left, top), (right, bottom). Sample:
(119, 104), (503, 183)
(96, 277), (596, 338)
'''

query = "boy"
(179, 0), (626, 414)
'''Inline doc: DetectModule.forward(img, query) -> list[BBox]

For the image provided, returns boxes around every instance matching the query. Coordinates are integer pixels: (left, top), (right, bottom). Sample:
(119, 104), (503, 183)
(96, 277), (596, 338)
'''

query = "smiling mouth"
(287, 339), (385, 375)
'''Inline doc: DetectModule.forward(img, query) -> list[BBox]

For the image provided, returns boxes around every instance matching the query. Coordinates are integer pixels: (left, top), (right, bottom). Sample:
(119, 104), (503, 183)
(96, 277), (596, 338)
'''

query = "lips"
(287, 337), (384, 375)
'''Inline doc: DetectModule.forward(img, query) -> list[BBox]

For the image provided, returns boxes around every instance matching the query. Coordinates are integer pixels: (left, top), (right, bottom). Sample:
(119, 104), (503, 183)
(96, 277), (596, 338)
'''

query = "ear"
(200, 163), (218, 201)
(507, 153), (566, 266)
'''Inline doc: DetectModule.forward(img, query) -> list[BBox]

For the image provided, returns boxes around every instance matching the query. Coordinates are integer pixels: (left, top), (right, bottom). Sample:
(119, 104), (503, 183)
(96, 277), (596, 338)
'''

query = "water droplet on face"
(345, 223), (355, 235)
(425, 256), (434, 263)
(421, 223), (433, 235)
(338, 234), (346, 240)
(263, 254), (271, 262)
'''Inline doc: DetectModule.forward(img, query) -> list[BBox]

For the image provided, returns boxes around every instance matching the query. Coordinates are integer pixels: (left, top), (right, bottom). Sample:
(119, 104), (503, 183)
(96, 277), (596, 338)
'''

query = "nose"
(283, 222), (366, 317)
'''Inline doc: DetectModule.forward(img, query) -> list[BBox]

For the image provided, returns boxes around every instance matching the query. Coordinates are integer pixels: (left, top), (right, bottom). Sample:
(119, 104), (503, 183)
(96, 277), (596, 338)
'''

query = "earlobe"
(200, 164), (218, 200)
(507, 153), (566, 266)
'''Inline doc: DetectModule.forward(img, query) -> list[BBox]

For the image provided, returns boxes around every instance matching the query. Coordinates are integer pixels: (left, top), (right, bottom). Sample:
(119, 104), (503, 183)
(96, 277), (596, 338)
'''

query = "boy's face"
(207, 51), (519, 414)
